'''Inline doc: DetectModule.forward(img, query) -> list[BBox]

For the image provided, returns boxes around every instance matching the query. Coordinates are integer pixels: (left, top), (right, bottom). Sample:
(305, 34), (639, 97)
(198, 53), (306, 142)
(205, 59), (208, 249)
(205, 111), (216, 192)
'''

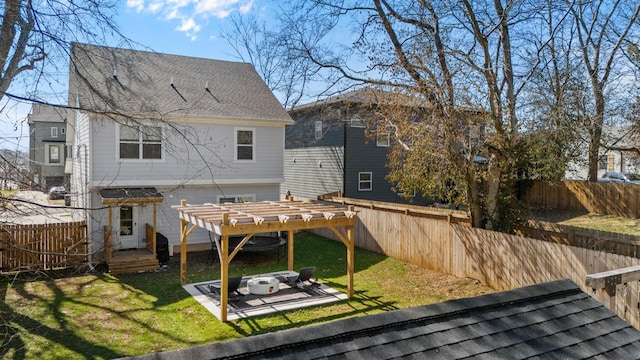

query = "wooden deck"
(108, 248), (159, 275)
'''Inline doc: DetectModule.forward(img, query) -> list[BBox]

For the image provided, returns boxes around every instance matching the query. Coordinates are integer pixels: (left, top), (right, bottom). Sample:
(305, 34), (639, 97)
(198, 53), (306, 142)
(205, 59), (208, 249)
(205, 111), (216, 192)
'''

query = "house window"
(51, 127), (58, 138)
(235, 128), (254, 161)
(350, 116), (365, 128)
(48, 144), (61, 164)
(119, 124), (162, 160)
(218, 195), (256, 204)
(358, 172), (372, 191)
(377, 132), (390, 147)
(315, 120), (323, 140)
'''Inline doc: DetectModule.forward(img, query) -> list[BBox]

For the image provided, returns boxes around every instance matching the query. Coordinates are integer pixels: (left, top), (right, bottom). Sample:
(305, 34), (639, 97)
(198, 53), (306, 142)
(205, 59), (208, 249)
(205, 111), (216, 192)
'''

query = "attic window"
(315, 120), (323, 140)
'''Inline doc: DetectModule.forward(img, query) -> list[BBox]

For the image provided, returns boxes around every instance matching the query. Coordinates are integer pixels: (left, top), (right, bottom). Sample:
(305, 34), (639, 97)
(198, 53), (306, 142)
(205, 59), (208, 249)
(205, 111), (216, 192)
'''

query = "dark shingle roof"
(69, 43), (293, 123)
(119, 279), (640, 359)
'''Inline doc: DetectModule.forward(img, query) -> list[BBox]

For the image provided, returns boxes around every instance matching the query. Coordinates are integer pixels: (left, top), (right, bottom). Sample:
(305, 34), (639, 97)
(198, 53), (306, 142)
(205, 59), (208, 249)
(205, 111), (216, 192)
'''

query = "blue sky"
(0, 0), (262, 151)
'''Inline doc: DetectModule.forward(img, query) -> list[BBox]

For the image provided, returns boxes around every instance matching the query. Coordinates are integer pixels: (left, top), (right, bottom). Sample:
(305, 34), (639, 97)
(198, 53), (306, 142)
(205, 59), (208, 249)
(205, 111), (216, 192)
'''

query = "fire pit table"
(247, 276), (280, 295)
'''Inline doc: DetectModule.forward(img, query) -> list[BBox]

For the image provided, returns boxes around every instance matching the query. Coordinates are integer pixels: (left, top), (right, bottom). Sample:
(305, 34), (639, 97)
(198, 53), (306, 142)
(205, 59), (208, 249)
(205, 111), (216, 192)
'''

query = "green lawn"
(0, 232), (493, 359)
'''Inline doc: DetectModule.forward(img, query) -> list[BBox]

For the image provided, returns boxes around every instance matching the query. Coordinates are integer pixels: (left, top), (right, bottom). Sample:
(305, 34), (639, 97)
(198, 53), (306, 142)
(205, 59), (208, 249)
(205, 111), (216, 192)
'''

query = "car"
(48, 186), (67, 200)
(598, 172), (640, 184)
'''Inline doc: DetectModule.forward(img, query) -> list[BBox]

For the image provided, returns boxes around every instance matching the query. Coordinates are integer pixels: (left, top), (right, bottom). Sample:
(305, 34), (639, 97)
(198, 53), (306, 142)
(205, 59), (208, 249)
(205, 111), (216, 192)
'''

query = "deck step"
(108, 250), (160, 275)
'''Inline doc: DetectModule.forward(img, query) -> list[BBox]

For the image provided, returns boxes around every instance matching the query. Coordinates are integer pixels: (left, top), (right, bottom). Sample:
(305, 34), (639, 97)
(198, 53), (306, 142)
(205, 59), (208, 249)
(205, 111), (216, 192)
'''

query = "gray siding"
(88, 117), (285, 186)
(282, 146), (344, 200)
(28, 110), (68, 189)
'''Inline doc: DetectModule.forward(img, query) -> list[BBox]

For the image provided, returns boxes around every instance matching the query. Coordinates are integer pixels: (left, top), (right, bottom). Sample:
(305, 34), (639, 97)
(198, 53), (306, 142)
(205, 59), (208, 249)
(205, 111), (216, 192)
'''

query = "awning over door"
(99, 187), (164, 205)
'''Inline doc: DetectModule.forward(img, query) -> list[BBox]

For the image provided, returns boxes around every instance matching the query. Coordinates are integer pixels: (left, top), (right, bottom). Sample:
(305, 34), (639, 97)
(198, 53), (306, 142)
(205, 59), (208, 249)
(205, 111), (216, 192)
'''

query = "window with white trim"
(47, 144), (61, 164)
(350, 116), (365, 128)
(235, 128), (254, 161)
(118, 124), (162, 160)
(218, 195), (256, 204)
(358, 172), (372, 191)
(51, 127), (58, 138)
(377, 132), (390, 147)
(315, 120), (323, 139)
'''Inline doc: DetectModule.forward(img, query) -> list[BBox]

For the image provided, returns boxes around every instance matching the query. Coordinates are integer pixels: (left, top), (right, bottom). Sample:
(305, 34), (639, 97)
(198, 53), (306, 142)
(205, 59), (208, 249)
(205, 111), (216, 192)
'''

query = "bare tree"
(234, 1), (561, 229)
(567, 0), (640, 181)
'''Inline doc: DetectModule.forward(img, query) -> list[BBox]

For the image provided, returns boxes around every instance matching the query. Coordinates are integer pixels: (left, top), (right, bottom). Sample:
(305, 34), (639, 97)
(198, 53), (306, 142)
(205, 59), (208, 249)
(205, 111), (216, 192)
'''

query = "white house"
(66, 43), (293, 270)
(565, 126), (640, 180)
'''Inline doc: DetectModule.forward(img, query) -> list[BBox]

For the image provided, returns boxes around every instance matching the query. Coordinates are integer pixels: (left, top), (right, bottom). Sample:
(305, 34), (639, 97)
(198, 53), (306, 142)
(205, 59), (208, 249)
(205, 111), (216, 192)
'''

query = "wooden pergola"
(173, 199), (357, 322)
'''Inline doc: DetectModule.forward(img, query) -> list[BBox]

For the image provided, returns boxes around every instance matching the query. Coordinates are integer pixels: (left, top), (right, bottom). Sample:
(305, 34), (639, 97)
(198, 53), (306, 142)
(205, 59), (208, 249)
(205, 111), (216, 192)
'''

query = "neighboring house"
(281, 88), (482, 205)
(282, 89), (434, 205)
(565, 126), (640, 180)
(27, 104), (69, 190)
(67, 43), (293, 268)
(125, 279), (640, 359)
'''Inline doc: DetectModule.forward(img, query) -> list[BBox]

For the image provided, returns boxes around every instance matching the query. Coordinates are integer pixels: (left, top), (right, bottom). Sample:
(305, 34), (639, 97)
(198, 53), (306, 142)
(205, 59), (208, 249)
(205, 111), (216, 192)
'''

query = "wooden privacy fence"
(521, 180), (640, 218)
(314, 196), (640, 329)
(0, 221), (88, 273)
(516, 219), (640, 258)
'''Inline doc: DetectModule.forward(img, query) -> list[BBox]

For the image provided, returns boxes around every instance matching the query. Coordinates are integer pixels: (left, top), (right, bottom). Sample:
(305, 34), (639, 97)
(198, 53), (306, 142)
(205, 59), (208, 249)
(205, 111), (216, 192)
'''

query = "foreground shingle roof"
(69, 43), (293, 123)
(119, 279), (640, 359)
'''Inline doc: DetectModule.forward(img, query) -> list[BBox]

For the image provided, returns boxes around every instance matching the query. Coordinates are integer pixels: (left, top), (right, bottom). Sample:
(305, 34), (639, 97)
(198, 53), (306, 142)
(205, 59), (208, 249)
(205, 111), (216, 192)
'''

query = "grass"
(0, 232), (493, 360)
(530, 210), (640, 236)
(557, 214), (640, 236)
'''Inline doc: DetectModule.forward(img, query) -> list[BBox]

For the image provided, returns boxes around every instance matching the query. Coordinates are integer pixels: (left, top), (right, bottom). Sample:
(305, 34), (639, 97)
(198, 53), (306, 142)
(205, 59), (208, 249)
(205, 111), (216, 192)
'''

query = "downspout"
(342, 120), (347, 197)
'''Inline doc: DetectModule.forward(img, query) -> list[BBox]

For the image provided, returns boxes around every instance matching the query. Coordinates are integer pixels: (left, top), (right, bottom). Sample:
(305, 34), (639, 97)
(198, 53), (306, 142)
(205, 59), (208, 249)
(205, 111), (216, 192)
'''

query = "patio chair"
(209, 276), (243, 301)
(286, 266), (317, 289)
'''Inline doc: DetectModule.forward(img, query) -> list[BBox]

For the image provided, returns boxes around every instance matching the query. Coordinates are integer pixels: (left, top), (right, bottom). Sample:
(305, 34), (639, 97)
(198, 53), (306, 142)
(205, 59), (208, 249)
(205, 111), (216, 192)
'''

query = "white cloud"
(239, 0), (253, 15)
(126, 0), (255, 38)
(177, 17), (201, 33)
(148, 0), (164, 13)
(127, 0), (145, 12)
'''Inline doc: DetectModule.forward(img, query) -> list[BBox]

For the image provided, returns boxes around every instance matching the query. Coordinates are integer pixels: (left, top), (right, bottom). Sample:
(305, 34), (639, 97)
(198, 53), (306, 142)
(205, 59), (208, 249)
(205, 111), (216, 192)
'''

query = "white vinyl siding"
(91, 120), (284, 187)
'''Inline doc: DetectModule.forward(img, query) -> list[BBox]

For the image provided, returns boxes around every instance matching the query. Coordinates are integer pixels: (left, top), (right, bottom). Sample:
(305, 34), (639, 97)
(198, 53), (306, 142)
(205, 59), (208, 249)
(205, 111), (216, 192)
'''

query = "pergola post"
(288, 229), (294, 271)
(179, 200), (200, 286)
(106, 205), (113, 261)
(347, 205), (355, 298)
(152, 203), (157, 255)
(180, 199), (188, 285)
(220, 213), (230, 322)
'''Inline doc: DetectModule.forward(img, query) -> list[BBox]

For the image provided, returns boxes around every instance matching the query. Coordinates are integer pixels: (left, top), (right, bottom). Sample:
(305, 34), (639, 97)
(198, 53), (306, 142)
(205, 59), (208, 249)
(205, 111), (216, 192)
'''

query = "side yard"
(0, 232), (493, 360)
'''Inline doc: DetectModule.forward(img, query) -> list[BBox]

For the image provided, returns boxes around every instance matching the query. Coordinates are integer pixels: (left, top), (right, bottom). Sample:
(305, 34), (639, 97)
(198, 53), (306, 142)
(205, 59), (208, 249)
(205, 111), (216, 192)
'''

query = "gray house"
(283, 89), (433, 205)
(27, 104), (69, 191)
(66, 43), (293, 271)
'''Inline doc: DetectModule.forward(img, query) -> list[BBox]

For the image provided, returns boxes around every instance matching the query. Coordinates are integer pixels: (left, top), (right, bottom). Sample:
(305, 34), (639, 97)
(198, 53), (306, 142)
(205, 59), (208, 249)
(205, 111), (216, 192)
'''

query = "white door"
(118, 205), (139, 249)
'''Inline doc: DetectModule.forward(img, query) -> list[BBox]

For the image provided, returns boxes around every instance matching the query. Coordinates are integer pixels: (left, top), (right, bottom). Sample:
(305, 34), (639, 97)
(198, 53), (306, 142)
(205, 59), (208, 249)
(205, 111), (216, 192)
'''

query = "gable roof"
(27, 104), (66, 124)
(120, 279), (640, 359)
(68, 43), (293, 123)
